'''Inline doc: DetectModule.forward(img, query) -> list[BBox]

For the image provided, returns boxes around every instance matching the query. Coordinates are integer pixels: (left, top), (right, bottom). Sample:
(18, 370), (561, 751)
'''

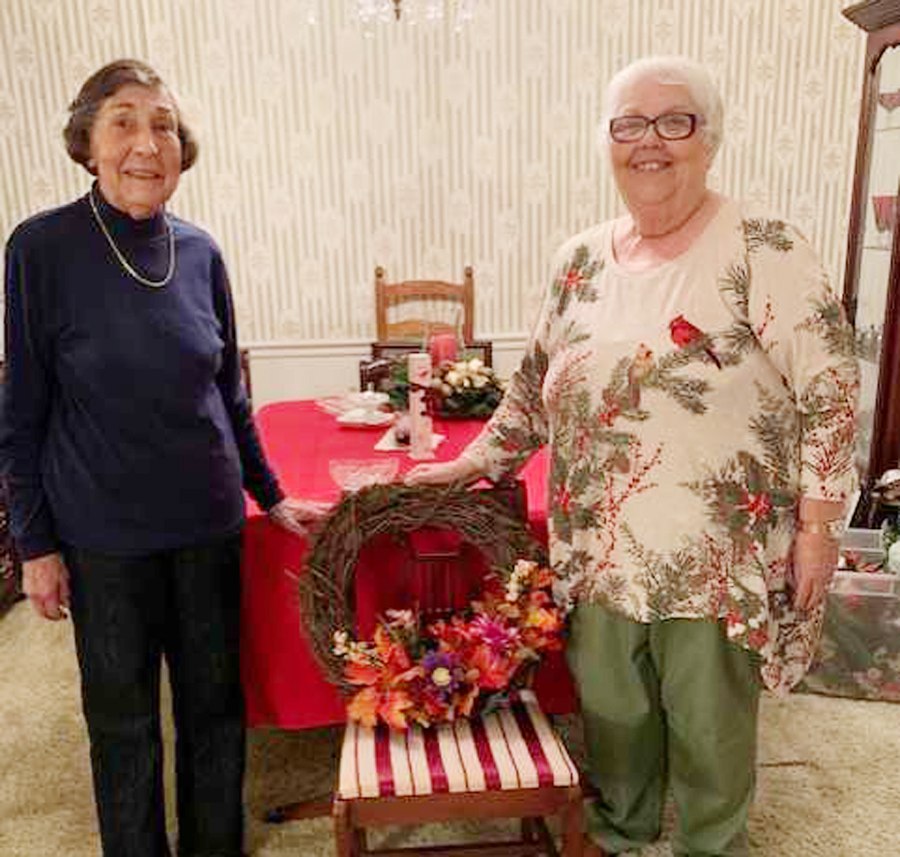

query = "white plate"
(336, 409), (395, 429)
(345, 390), (391, 410)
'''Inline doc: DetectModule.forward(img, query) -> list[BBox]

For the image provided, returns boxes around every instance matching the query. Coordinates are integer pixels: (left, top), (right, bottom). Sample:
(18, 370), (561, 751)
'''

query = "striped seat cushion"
(338, 690), (579, 799)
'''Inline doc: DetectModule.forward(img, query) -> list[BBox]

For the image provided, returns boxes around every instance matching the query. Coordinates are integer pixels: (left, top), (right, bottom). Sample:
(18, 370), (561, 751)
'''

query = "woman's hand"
(22, 552), (70, 621)
(405, 457), (483, 486)
(791, 531), (840, 611)
(268, 496), (333, 537)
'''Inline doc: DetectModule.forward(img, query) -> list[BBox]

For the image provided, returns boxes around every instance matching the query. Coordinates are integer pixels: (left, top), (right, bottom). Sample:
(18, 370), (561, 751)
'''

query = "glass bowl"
(329, 458), (400, 492)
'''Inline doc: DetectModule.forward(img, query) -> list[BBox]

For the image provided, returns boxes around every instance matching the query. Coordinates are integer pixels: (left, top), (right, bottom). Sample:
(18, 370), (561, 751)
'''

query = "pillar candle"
(407, 352), (434, 460)
(428, 332), (458, 367)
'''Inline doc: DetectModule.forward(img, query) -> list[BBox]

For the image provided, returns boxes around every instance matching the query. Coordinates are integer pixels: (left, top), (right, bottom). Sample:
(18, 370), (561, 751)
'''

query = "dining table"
(240, 399), (577, 730)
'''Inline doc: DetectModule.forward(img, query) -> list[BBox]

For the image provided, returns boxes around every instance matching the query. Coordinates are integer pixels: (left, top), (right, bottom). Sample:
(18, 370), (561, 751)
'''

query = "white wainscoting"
(246, 335), (528, 413)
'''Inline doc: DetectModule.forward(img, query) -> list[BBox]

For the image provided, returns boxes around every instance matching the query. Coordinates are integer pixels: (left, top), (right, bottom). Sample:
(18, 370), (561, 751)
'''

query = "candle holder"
(407, 352), (435, 460)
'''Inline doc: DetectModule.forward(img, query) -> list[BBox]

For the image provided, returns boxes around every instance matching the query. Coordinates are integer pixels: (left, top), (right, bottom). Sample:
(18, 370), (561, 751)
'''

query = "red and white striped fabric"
(338, 690), (579, 800)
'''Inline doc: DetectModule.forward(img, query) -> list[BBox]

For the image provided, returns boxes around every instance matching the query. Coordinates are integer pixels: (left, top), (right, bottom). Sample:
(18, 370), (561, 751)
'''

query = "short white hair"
(598, 55), (724, 160)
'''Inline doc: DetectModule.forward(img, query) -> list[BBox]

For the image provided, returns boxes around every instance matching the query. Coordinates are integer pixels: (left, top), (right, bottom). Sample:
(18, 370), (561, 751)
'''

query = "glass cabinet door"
(855, 45), (900, 485)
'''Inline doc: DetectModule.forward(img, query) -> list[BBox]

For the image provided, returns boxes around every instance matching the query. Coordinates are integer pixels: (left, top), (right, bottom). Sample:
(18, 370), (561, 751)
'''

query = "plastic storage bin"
(838, 527), (884, 571)
(799, 529), (900, 701)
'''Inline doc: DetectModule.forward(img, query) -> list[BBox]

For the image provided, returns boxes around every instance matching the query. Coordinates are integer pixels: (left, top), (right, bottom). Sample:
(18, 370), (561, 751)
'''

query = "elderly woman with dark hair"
(408, 55), (859, 856)
(0, 59), (326, 857)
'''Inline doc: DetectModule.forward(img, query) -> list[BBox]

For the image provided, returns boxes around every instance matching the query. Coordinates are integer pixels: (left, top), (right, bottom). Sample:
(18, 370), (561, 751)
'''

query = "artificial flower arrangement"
(331, 559), (564, 729)
(431, 357), (505, 418)
(384, 356), (505, 419)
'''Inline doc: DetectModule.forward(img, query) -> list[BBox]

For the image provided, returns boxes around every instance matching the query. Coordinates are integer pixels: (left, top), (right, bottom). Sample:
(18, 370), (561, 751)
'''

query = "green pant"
(566, 605), (761, 857)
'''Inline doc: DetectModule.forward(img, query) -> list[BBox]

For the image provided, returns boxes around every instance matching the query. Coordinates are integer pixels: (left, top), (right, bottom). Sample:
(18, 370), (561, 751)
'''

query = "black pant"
(66, 536), (245, 857)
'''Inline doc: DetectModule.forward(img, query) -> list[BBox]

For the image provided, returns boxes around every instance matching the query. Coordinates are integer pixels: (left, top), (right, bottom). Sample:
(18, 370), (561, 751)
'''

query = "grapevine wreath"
(298, 482), (545, 693)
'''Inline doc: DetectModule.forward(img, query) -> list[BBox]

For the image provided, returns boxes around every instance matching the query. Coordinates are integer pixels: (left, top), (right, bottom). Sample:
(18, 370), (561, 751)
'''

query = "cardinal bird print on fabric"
(668, 314), (722, 369)
(626, 343), (655, 408)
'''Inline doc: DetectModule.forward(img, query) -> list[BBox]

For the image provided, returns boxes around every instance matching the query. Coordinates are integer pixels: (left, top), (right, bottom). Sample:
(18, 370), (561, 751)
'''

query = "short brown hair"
(63, 58), (199, 174)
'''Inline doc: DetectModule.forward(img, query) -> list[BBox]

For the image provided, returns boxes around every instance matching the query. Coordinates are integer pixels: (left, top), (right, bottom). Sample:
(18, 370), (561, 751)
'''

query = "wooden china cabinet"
(842, 0), (900, 520)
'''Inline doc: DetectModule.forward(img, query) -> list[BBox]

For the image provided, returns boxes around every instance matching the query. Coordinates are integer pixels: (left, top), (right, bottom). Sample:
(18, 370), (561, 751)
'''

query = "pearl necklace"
(88, 188), (175, 288)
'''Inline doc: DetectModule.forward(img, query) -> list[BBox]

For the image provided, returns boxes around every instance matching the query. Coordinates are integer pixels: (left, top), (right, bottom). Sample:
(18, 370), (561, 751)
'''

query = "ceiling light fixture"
(353, 0), (481, 32)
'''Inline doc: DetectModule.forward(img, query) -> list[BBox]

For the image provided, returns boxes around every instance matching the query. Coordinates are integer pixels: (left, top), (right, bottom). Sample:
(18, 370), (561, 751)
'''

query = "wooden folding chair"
(331, 487), (583, 857)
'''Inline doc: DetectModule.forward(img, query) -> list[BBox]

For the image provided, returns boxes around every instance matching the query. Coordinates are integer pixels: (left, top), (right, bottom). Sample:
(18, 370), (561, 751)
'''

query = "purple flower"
(422, 651), (461, 699)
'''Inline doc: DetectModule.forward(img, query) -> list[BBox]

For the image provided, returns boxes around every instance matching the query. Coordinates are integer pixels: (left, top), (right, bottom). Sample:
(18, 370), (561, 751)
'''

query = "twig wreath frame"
(299, 482), (543, 691)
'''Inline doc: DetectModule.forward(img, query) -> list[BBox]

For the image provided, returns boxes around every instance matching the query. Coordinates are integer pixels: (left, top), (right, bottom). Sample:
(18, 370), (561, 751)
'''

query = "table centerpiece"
(384, 355), (505, 420)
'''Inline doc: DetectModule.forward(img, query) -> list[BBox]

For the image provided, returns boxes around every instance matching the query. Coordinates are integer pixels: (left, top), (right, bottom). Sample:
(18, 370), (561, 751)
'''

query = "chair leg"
(534, 817), (561, 856)
(561, 786), (584, 857)
(333, 799), (355, 857)
(522, 817), (538, 842)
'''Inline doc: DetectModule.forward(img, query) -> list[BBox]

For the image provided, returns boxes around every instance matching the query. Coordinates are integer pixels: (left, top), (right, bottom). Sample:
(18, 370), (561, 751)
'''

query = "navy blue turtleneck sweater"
(1, 187), (283, 560)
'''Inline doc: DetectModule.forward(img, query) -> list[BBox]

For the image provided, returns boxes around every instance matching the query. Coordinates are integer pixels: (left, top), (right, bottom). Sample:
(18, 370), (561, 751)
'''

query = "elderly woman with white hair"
(408, 55), (859, 856)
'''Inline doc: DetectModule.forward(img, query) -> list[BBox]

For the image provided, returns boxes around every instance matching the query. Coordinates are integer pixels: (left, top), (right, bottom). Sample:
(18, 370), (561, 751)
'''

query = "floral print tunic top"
(463, 198), (859, 692)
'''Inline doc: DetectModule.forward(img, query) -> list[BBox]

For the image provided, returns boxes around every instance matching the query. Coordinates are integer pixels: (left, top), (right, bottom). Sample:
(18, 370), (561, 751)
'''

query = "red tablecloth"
(241, 400), (576, 728)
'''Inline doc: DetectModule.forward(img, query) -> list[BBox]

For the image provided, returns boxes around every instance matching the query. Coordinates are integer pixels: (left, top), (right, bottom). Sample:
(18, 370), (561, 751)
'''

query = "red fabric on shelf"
(241, 400), (576, 728)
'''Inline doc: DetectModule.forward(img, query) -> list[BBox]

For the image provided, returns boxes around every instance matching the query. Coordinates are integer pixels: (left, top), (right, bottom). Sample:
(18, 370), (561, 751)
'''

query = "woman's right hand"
(22, 552), (70, 621)
(405, 456), (483, 486)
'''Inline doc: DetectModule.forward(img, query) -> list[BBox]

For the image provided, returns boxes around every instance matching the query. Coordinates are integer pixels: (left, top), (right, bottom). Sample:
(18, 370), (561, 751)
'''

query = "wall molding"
(246, 334), (529, 410)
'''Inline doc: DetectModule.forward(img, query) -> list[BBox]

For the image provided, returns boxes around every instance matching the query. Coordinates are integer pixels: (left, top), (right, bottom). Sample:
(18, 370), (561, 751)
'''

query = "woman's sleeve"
(461, 258), (562, 481)
(0, 231), (59, 559)
(210, 251), (285, 511)
(745, 221), (859, 503)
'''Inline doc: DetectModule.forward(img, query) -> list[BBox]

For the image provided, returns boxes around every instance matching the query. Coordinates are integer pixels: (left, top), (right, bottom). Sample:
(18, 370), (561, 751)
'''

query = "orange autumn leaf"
(393, 665), (425, 685)
(345, 659), (383, 686)
(347, 687), (380, 727)
(456, 683), (480, 717)
(423, 695), (451, 721)
(470, 644), (516, 690)
(526, 606), (562, 633)
(378, 689), (414, 729)
(374, 626), (413, 673)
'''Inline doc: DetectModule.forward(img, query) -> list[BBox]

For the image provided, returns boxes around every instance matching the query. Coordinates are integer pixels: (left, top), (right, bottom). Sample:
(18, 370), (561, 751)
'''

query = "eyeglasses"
(609, 112), (702, 143)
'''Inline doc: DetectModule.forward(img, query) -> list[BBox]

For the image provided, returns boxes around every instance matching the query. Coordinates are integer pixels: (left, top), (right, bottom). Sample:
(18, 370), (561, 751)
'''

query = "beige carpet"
(1, 600), (898, 857)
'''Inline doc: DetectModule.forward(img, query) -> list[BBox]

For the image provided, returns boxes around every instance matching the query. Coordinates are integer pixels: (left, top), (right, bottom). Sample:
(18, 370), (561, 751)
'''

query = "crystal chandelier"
(353, 0), (481, 31)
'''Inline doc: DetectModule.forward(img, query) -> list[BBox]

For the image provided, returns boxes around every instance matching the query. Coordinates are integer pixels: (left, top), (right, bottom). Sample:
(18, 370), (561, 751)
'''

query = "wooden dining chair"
(375, 265), (476, 345)
(373, 267), (494, 367)
(358, 358), (393, 394)
(331, 485), (583, 857)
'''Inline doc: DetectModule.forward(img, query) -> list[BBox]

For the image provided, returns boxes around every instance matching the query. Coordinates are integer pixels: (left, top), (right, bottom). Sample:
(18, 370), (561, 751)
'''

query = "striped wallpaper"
(0, 0), (865, 348)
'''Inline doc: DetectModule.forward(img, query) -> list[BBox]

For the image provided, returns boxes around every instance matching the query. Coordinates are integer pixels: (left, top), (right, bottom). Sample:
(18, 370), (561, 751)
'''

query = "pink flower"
(469, 615), (519, 654)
